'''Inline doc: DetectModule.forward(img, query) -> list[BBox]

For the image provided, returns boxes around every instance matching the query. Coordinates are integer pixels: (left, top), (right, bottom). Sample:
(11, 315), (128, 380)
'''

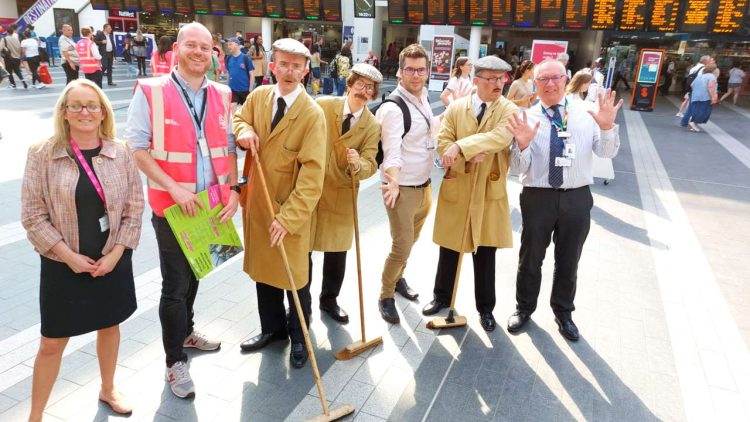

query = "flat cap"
(226, 37), (241, 44)
(272, 38), (311, 59)
(351, 63), (383, 83)
(474, 56), (512, 73)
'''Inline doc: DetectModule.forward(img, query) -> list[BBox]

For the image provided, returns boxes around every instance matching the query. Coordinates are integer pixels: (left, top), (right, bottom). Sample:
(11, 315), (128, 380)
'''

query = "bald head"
(177, 22), (212, 45)
(534, 59), (567, 79)
(175, 22), (213, 79)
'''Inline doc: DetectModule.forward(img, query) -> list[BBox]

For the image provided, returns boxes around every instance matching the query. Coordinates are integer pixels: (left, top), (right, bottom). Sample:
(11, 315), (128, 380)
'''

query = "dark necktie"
(548, 104), (564, 188)
(342, 113), (353, 135)
(271, 97), (286, 131)
(477, 102), (487, 125)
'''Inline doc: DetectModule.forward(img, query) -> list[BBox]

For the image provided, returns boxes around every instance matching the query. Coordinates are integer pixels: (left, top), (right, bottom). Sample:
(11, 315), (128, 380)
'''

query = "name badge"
(557, 131), (571, 138)
(425, 138), (436, 151)
(198, 137), (210, 157)
(564, 143), (576, 159)
(555, 157), (572, 167)
(99, 214), (110, 232)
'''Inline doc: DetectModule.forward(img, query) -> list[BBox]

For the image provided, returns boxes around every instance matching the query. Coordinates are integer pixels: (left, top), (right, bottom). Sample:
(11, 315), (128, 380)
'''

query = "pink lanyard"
(70, 138), (107, 211)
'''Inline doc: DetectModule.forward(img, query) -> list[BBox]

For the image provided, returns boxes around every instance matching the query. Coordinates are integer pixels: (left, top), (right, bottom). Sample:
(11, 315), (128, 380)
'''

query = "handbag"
(0, 39), (10, 59)
(38, 63), (52, 84)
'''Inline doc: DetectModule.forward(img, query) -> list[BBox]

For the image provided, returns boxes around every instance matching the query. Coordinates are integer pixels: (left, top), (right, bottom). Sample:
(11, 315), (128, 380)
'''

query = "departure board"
(618, 0), (646, 31)
(564, 0), (589, 28)
(285, 0), (303, 19)
(90, 0), (107, 10)
(591, 0), (616, 29)
(648, 0), (679, 31)
(515, 0), (537, 27)
(157, 0), (173, 12)
(210, 0), (227, 15)
(539, 0), (563, 28)
(265, 0), (284, 18)
(322, 0), (341, 21)
(408, 1), (425, 24)
(468, 0), (489, 25)
(141, 0), (158, 12)
(246, 0), (263, 16)
(122, 0), (139, 11)
(172, 0), (190, 13)
(713, 0), (747, 33)
(680, 0), (710, 32)
(491, 0), (513, 27)
(193, 0), (209, 14)
(227, 0), (245, 15)
(388, 0), (407, 23)
(304, 0), (322, 20)
(426, 0), (446, 25)
(447, 0), (467, 25)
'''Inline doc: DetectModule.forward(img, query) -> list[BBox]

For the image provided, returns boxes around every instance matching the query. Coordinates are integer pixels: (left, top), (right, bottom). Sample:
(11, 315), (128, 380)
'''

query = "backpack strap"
(382, 94), (411, 138)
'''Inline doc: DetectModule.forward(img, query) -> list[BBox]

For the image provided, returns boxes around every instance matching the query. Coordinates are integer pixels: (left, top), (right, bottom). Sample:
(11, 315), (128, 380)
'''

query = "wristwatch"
(230, 185), (241, 194)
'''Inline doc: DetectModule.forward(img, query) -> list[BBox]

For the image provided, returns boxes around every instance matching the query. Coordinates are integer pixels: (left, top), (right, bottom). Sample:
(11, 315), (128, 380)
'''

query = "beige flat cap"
(271, 38), (311, 59)
(351, 63), (383, 83)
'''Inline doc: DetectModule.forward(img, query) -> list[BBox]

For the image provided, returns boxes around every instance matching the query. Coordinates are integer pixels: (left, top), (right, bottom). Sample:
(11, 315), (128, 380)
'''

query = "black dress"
(39, 146), (137, 338)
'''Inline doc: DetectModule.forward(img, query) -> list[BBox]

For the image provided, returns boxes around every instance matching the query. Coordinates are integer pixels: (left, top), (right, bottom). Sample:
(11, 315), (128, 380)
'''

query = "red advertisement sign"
(430, 36), (454, 82)
(530, 39), (568, 64)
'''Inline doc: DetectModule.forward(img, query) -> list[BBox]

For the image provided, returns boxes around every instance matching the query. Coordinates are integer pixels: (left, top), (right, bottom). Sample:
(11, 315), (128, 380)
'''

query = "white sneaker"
(166, 361), (195, 399)
(689, 122), (700, 132)
(675, 112), (684, 117)
(183, 330), (221, 351)
(36, 84), (46, 89)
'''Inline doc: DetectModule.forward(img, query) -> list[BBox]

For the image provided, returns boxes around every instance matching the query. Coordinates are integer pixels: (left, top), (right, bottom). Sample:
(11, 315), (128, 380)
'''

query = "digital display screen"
(514, 0), (537, 27)
(246, 0), (263, 16)
(713, 0), (747, 33)
(90, 0), (107, 10)
(265, 0), (284, 18)
(322, 0), (341, 21)
(140, 0), (158, 12)
(172, 0), (191, 13)
(539, 0), (563, 28)
(591, 0), (617, 30)
(122, 0), (139, 11)
(564, 0), (589, 28)
(468, 0), (489, 26)
(491, 0), (513, 27)
(192, 0), (209, 14)
(648, 0), (679, 32)
(618, 0), (646, 31)
(285, 0), (304, 19)
(426, 0), (446, 25)
(354, 0), (375, 18)
(227, 0), (245, 15)
(157, 0), (173, 12)
(407, 1), (425, 24)
(209, 0), (227, 14)
(303, 0), (322, 20)
(680, 0), (710, 32)
(388, 0), (407, 23)
(446, 0), (467, 25)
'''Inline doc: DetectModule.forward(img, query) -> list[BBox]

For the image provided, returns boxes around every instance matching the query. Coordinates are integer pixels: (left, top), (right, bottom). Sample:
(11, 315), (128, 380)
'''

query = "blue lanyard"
(541, 99), (568, 131)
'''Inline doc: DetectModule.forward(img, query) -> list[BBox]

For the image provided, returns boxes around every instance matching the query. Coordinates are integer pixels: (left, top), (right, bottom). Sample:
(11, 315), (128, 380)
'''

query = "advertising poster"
(164, 185), (244, 279)
(430, 35), (454, 85)
(630, 49), (665, 112)
(530, 40), (568, 64)
(479, 44), (488, 58)
(114, 31), (155, 58)
(637, 51), (662, 84)
(342, 25), (354, 45)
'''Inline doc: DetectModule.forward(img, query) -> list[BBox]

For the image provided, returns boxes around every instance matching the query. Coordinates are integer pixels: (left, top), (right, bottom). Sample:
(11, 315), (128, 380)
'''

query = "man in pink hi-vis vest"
(123, 22), (240, 400)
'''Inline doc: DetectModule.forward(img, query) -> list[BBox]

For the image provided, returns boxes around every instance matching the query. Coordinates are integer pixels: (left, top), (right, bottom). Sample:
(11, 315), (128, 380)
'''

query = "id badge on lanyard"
(71, 139), (109, 232)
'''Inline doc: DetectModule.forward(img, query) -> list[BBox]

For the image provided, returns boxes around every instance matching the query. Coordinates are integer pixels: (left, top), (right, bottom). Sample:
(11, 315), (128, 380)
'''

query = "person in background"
(677, 55), (712, 117)
(22, 78), (144, 422)
(507, 60), (536, 109)
(132, 29), (148, 77)
(336, 46), (352, 96)
(225, 37), (254, 109)
(205, 51), (221, 82)
(440, 57), (473, 107)
(58, 24), (79, 84)
(612, 54), (631, 91)
(250, 34), (267, 89)
(557, 53), (572, 79)
(21, 30), (43, 88)
(585, 58), (605, 103)
(720, 62), (746, 105)
(150, 35), (175, 77)
(1, 24), (27, 89)
(565, 70), (593, 102)
(94, 24), (116, 86)
(212, 34), (226, 80)
(76, 27), (103, 88)
(241, 38), (251, 55)
(510, 49), (520, 70)
(302, 40), (312, 89)
(310, 37), (327, 95)
(680, 63), (718, 132)
(364, 49), (379, 68)
(660, 57), (674, 96)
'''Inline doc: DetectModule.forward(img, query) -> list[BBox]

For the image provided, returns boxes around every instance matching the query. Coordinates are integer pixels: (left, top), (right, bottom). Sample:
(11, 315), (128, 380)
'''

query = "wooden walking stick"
(252, 154), (354, 422)
(426, 164), (480, 330)
(335, 164), (384, 360)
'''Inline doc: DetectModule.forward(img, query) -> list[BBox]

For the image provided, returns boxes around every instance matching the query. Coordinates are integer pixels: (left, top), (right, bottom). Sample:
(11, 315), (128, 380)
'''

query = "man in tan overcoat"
(233, 39), (326, 368)
(310, 63), (383, 323)
(421, 56), (518, 332)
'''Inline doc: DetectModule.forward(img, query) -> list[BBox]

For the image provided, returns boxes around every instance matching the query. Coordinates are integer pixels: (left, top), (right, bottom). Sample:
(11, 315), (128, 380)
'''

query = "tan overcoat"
(433, 95), (518, 252)
(311, 97), (380, 252)
(233, 85), (326, 289)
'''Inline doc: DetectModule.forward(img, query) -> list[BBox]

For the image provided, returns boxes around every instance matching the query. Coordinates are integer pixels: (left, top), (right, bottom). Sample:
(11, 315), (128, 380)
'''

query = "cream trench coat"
(433, 95), (518, 252)
(233, 85), (327, 289)
(311, 96), (380, 252)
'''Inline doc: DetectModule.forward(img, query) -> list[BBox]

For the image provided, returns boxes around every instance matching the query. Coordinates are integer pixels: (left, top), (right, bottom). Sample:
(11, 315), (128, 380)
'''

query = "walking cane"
(252, 154), (354, 422)
(426, 164), (480, 330)
(335, 164), (384, 360)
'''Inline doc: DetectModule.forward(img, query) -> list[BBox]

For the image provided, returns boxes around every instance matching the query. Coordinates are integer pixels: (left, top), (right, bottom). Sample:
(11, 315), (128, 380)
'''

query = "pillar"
(468, 26), (481, 63)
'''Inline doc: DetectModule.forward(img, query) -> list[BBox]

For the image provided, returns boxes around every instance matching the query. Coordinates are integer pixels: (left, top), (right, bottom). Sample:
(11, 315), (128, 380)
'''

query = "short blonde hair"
(44, 79), (116, 156)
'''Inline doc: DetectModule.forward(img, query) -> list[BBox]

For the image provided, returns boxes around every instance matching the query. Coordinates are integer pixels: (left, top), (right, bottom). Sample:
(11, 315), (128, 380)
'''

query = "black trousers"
(3, 57), (23, 86)
(613, 71), (631, 90)
(256, 281), (311, 343)
(84, 70), (102, 88)
(152, 214), (199, 367)
(254, 76), (263, 89)
(62, 61), (79, 84)
(308, 251), (347, 305)
(515, 186), (592, 320)
(432, 246), (497, 313)
(136, 56), (147, 75)
(661, 75), (672, 96)
(26, 56), (40, 85)
(101, 51), (114, 84)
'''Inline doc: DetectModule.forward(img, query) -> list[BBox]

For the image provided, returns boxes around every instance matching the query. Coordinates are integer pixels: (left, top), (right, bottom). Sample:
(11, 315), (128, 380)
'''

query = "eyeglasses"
(475, 74), (508, 84)
(275, 62), (306, 74)
(402, 67), (428, 76)
(535, 75), (566, 84)
(352, 80), (375, 93)
(65, 104), (102, 113)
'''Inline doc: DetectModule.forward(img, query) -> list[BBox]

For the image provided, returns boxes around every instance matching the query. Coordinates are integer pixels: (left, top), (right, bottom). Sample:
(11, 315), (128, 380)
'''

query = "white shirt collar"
(472, 93), (493, 111)
(273, 84), (303, 110)
(343, 97), (365, 121)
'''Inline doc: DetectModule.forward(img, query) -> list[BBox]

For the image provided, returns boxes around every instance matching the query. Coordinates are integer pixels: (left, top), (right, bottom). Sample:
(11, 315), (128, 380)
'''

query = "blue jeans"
(337, 77), (347, 96)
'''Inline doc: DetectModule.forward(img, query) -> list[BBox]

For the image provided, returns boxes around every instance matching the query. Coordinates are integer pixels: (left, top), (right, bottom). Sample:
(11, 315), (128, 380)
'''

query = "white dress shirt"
(471, 93), (492, 120)
(342, 97), (364, 128)
(510, 97), (620, 189)
(376, 84), (439, 186)
(105, 33), (113, 52)
(272, 84), (304, 117)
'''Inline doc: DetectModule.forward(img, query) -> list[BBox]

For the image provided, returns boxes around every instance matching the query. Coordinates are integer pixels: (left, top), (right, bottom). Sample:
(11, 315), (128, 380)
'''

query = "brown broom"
(252, 154), (354, 422)
(335, 164), (384, 360)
